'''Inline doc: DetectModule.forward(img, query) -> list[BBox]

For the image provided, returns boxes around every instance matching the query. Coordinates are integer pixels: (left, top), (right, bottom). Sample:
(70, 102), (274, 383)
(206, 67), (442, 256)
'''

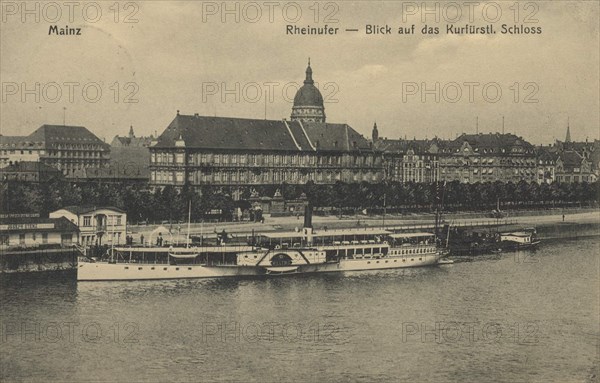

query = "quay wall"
(536, 221), (600, 240)
(380, 207), (598, 222)
(1, 218), (598, 273)
(0, 248), (79, 273)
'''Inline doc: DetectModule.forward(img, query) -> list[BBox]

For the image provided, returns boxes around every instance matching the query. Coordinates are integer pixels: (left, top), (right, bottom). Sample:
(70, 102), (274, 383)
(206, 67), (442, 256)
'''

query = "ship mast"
(186, 200), (191, 248)
(382, 192), (387, 228)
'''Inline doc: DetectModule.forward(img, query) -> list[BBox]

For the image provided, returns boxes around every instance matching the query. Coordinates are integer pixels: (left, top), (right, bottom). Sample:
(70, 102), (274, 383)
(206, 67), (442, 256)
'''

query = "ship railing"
(391, 243), (437, 248)
(91, 258), (240, 266)
(384, 218), (517, 232)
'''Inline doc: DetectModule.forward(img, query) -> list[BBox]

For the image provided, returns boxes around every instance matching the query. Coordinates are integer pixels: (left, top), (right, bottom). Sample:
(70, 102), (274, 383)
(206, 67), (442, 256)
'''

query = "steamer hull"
(78, 229), (445, 281)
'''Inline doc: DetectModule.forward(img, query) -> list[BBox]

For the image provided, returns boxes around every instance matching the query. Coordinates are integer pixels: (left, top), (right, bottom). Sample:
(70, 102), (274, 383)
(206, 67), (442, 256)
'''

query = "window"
(83, 216), (91, 226)
(19, 234), (25, 245)
(0, 235), (9, 245)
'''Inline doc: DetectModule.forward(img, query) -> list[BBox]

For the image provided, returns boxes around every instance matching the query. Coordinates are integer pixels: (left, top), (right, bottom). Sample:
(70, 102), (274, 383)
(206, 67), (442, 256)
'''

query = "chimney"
(303, 203), (313, 229)
(303, 203), (314, 245)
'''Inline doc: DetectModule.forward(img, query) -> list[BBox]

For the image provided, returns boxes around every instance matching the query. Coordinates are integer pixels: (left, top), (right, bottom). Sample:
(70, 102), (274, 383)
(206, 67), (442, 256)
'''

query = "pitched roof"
(58, 206), (126, 215)
(456, 133), (535, 152)
(589, 148), (600, 169)
(374, 138), (434, 154)
(535, 146), (559, 162)
(0, 216), (79, 233)
(154, 114), (372, 152)
(28, 125), (108, 148)
(432, 137), (461, 151)
(111, 136), (153, 147)
(302, 121), (370, 151)
(2, 161), (62, 173)
(559, 150), (584, 167)
(558, 141), (597, 153)
(0, 135), (45, 148)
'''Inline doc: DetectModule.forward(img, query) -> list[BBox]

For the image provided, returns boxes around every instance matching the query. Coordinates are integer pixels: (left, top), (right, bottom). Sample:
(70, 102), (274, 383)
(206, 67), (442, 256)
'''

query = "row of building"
(2, 62), (599, 186)
(372, 126), (599, 185)
(0, 206), (128, 250)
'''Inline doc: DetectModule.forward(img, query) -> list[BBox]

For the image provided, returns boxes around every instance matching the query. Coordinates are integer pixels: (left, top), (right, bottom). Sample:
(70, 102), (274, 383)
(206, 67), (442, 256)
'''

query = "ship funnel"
(303, 203), (313, 246)
(303, 203), (313, 229)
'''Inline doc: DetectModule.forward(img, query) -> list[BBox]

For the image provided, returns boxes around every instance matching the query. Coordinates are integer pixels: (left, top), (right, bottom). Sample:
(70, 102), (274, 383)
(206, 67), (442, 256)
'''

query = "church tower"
(291, 59), (326, 123)
(372, 122), (379, 142)
(565, 119), (571, 143)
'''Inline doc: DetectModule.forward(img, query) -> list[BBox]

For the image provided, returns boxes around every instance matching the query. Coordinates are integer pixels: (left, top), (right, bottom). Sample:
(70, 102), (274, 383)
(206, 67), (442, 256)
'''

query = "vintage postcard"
(1, 1), (599, 382)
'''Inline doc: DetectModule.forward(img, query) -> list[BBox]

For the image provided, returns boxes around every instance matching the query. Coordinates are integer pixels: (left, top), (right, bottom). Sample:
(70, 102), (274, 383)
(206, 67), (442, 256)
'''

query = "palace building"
(149, 62), (384, 188)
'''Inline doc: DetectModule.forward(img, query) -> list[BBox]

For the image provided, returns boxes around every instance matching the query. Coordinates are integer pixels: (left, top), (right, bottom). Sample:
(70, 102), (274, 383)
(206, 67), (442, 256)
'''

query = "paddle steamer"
(78, 210), (447, 281)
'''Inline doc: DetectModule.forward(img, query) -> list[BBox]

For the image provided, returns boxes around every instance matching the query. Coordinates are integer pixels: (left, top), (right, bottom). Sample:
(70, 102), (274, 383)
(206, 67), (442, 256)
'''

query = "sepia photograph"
(1, 1), (599, 382)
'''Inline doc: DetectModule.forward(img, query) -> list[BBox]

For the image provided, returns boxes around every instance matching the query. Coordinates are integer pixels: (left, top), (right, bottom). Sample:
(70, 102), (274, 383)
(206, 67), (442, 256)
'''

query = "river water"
(1, 237), (598, 383)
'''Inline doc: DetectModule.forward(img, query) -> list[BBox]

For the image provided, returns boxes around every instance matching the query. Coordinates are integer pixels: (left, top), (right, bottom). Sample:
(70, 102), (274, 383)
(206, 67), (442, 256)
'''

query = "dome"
(293, 64), (324, 107)
(291, 60), (326, 123)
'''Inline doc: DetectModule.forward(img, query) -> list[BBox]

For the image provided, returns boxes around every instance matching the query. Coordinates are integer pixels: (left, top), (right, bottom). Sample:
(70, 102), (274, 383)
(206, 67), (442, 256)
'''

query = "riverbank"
(1, 208), (597, 273)
(128, 207), (599, 241)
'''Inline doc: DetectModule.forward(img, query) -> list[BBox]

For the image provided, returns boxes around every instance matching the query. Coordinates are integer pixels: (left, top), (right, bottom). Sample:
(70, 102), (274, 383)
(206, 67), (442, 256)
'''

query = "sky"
(1, 1), (598, 144)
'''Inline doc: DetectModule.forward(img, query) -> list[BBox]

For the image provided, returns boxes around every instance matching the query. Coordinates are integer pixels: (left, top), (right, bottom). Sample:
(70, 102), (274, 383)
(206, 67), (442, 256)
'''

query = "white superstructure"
(77, 228), (446, 281)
